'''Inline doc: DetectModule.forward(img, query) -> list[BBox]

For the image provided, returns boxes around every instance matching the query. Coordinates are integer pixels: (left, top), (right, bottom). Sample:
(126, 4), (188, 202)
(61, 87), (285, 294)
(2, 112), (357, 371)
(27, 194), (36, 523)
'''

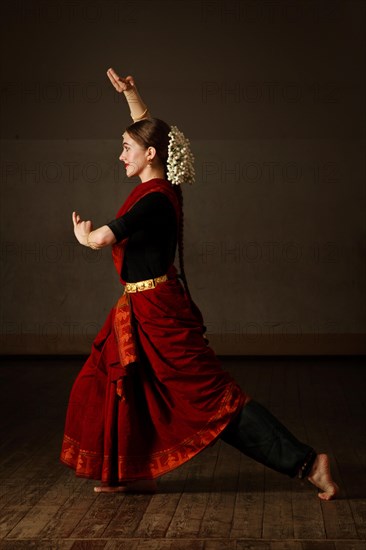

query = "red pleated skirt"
(60, 275), (248, 482)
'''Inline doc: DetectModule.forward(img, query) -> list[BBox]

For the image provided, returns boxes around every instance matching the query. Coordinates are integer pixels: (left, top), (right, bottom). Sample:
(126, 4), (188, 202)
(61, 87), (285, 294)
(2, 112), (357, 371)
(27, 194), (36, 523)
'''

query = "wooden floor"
(0, 356), (365, 550)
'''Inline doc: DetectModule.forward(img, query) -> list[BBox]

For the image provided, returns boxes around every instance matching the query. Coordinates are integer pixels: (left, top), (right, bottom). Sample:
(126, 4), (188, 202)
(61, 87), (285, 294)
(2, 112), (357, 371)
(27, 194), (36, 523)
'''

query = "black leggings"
(220, 400), (316, 479)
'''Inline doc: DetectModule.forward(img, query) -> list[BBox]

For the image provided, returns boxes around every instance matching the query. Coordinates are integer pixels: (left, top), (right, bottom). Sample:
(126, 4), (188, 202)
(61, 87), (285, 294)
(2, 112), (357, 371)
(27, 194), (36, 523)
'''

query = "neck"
(139, 167), (165, 183)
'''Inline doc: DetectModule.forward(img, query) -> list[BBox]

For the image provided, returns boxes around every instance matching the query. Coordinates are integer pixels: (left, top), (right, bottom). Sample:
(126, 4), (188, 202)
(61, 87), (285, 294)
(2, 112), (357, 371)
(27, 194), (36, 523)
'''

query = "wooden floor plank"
(103, 540), (140, 550)
(38, 478), (98, 539)
(236, 541), (271, 549)
(291, 483), (326, 540)
(70, 491), (125, 539)
(349, 500), (366, 539)
(135, 542), (174, 550)
(262, 361), (294, 541)
(262, 462), (294, 540)
(165, 445), (219, 538)
(69, 541), (107, 549)
(134, 463), (188, 538)
(0, 541), (74, 549)
(301, 542), (336, 550)
(138, 541), (204, 550)
(334, 542), (366, 550)
(199, 441), (240, 537)
(4, 503), (62, 539)
(271, 542), (302, 550)
(203, 540), (237, 549)
(230, 453), (265, 539)
(321, 500), (360, 541)
(2, 469), (82, 539)
(101, 494), (154, 538)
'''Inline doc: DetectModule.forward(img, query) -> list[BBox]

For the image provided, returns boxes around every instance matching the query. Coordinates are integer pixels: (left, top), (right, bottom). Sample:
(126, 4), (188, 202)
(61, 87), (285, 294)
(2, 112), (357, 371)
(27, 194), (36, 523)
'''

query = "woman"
(60, 68), (339, 500)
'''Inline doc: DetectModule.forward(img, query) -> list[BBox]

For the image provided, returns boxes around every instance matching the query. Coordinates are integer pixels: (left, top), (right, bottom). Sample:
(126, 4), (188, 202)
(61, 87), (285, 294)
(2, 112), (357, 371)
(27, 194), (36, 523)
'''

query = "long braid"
(172, 184), (208, 340)
(172, 185), (193, 303)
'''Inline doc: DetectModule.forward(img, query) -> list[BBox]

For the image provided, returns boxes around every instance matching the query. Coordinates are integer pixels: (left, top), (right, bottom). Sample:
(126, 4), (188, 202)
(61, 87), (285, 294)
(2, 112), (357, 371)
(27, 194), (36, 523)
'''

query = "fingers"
(107, 67), (119, 79)
(106, 68), (134, 92)
(72, 212), (92, 229)
(72, 211), (81, 226)
(125, 75), (135, 86)
(107, 68), (124, 91)
(106, 67), (118, 83)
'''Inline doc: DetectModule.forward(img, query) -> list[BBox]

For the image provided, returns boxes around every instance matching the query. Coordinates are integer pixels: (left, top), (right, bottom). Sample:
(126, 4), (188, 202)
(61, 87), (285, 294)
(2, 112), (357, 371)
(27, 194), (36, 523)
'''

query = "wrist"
(81, 233), (90, 247)
(123, 86), (150, 120)
(79, 231), (91, 247)
(123, 87), (139, 101)
(132, 106), (150, 121)
(86, 232), (100, 250)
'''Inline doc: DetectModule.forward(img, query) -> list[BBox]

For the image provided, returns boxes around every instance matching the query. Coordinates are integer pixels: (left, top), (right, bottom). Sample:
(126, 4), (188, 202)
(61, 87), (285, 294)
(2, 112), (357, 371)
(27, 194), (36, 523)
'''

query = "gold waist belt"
(124, 274), (168, 293)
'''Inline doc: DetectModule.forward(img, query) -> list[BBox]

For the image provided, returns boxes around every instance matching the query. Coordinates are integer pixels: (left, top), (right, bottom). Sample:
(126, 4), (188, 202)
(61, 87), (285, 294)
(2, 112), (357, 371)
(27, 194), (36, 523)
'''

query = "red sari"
(60, 178), (248, 482)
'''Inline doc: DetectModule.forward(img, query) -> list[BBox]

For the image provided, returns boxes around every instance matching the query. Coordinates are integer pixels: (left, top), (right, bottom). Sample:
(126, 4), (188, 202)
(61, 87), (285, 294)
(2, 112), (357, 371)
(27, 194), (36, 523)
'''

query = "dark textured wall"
(1, 0), (365, 354)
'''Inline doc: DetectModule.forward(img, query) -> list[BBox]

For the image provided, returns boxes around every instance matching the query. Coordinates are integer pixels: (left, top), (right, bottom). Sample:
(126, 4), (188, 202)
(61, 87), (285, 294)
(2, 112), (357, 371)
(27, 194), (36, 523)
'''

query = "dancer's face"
(119, 132), (153, 178)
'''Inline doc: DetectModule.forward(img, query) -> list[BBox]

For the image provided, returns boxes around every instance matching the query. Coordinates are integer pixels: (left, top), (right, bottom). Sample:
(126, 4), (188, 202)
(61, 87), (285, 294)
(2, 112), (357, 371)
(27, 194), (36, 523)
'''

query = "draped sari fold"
(60, 179), (248, 482)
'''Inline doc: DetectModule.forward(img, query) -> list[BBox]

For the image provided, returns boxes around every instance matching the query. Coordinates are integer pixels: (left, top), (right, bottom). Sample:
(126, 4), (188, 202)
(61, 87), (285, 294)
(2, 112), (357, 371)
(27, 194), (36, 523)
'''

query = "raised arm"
(106, 68), (152, 122)
(71, 70), (153, 250)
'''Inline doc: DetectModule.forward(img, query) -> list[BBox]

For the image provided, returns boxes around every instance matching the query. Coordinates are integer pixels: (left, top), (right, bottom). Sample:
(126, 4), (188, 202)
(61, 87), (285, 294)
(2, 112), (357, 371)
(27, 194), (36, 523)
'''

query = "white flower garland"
(166, 125), (195, 185)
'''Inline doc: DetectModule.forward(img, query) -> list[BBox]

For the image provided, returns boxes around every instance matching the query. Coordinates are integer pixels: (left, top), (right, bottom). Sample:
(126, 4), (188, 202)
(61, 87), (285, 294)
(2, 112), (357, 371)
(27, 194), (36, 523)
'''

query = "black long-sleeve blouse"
(106, 192), (178, 283)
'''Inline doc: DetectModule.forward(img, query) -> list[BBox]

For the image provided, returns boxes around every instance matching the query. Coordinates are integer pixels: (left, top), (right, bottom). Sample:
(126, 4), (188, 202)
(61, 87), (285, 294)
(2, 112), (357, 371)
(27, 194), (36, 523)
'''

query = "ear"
(146, 146), (157, 162)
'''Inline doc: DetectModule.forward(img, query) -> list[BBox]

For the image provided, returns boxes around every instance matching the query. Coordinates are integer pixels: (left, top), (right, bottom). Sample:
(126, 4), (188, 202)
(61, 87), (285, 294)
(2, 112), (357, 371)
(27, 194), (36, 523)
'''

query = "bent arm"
(72, 211), (116, 249)
(106, 68), (152, 122)
(72, 194), (174, 250)
(87, 226), (117, 249)
(88, 194), (173, 248)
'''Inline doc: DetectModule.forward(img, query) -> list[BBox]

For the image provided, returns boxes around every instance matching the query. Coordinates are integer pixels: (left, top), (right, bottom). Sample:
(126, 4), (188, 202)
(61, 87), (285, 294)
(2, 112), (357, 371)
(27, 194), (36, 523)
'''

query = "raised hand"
(106, 67), (150, 121)
(106, 68), (135, 93)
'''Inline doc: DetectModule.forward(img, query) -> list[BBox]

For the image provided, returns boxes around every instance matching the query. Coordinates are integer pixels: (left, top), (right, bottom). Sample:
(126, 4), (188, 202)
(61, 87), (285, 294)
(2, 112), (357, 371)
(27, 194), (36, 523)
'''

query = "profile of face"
(119, 132), (155, 179)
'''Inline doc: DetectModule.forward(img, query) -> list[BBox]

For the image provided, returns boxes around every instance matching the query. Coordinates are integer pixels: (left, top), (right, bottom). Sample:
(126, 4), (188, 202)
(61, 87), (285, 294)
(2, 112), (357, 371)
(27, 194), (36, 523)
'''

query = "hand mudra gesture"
(72, 211), (93, 245)
(106, 68), (135, 93)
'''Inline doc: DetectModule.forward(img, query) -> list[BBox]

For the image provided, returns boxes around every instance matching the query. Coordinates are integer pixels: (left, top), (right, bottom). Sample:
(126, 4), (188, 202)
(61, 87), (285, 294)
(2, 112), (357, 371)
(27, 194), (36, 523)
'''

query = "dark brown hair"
(125, 118), (170, 177)
(125, 118), (193, 302)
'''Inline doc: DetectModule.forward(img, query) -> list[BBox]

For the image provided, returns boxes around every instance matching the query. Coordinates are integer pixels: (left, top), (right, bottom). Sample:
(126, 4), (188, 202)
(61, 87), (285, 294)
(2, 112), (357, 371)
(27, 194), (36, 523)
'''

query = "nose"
(119, 151), (125, 161)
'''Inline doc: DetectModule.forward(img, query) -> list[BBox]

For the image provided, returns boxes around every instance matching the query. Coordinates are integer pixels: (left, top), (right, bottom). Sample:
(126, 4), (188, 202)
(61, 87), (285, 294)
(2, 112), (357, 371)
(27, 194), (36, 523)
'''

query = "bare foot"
(94, 479), (157, 494)
(307, 453), (339, 500)
(94, 484), (127, 493)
